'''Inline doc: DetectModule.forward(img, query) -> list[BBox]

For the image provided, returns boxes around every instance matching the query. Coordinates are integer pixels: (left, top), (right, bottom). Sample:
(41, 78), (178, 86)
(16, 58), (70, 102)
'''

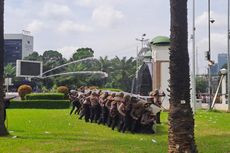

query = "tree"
(71, 48), (94, 61)
(168, 0), (197, 152)
(42, 50), (66, 72)
(4, 63), (15, 78)
(24, 51), (42, 61)
(98, 56), (112, 73)
(0, 0), (8, 136)
(196, 77), (208, 93)
(109, 56), (136, 92)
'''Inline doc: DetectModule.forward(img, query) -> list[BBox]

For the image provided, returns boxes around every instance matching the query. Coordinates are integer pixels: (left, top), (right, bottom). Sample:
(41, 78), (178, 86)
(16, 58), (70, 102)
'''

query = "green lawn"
(0, 109), (229, 153)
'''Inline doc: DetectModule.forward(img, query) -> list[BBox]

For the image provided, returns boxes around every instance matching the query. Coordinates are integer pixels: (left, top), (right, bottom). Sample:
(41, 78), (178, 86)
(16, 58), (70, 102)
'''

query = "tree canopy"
(21, 48), (136, 92)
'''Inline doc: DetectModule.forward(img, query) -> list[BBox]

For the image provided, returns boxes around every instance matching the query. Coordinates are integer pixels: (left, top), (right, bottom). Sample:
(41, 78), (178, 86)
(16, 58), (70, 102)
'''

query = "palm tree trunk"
(0, 0), (8, 136)
(168, 0), (197, 152)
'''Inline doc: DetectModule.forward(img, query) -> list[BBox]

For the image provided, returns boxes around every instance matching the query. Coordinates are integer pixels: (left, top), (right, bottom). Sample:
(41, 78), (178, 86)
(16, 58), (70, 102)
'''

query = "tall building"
(218, 53), (227, 70)
(210, 63), (218, 75)
(4, 32), (33, 66)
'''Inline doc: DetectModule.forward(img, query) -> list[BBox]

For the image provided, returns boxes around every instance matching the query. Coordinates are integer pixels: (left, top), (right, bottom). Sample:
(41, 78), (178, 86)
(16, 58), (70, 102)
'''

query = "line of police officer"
(69, 89), (165, 134)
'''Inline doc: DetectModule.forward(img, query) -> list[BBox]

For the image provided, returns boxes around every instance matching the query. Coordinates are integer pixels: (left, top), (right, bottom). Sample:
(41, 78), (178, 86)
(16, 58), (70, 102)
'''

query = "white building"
(150, 36), (170, 109)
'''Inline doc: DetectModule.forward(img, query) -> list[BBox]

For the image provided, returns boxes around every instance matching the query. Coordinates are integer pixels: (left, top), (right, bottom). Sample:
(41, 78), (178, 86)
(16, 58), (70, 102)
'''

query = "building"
(4, 32), (33, 66)
(210, 63), (218, 75)
(150, 36), (170, 109)
(133, 35), (170, 109)
(218, 53), (227, 70)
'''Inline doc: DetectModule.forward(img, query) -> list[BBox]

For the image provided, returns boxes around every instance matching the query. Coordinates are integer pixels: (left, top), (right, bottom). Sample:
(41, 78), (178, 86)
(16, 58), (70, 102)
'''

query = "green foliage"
(106, 56), (136, 92)
(71, 48), (94, 61)
(41, 86), (49, 93)
(99, 88), (123, 92)
(23, 52), (42, 61)
(196, 76), (208, 93)
(17, 84), (32, 100)
(9, 100), (70, 109)
(25, 93), (65, 100)
(23, 48), (137, 93)
(42, 50), (67, 72)
(4, 63), (15, 77)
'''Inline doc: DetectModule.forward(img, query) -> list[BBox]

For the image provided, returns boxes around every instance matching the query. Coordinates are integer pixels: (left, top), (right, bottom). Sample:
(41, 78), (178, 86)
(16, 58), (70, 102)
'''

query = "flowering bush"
(17, 84), (32, 100)
(57, 86), (69, 99)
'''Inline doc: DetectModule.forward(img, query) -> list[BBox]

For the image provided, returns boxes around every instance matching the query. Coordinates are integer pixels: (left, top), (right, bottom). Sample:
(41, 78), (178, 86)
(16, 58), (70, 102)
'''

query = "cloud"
(75, 0), (93, 7)
(58, 46), (79, 59)
(196, 33), (227, 73)
(40, 3), (71, 19)
(26, 20), (45, 33)
(198, 33), (227, 54)
(58, 20), (93, 33)
(75, 0), (127, 7)
(92, 6), (124, 27)
(196, 11), (227, 28)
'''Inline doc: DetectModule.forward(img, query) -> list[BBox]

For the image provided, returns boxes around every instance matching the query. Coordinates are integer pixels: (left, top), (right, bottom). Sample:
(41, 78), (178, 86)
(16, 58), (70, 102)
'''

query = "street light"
(207, 0), (215, 110)
(227, 0), (230, 112)
(136, 33), (149, 49)
(191, 0), (196, 113)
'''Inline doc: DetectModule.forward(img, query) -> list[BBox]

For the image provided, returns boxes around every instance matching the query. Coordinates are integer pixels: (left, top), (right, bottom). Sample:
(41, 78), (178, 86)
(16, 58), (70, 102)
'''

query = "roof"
(150, 36), (170, 46)
(144, 51), (152, 58)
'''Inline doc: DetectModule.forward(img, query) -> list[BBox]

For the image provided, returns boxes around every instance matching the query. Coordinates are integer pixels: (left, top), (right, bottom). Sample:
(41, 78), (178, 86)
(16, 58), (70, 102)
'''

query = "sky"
(4, 0), (230, 74)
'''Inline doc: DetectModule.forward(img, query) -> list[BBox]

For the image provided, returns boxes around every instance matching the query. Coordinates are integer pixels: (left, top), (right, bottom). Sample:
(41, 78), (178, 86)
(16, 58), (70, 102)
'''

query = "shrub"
(9, 100), (70, 109)
(57, 86), (69, 99)
(41, 86), (49, 93)
(99, 88), (123, 92)
(88, 86), (98, 90)
(25, 93), (65, 100)
(50, 84), (58, 93)
(17, 84), (32, 100)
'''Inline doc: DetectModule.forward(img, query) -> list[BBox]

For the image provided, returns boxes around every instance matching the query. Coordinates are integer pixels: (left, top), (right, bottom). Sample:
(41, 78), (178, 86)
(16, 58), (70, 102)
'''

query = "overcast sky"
(4, 0), (229, 74)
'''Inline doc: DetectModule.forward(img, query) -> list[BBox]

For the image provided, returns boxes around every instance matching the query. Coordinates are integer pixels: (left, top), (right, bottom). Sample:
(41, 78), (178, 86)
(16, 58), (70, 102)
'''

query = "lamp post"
(191, 0), (196, 113)
(207, 0), (215, 110)
(227, 0), (230, 112)
(136, 34), (148, 49)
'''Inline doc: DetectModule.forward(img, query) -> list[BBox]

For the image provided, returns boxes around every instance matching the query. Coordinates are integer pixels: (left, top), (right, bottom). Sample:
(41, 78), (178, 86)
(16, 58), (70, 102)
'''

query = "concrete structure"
(147, 36), (229, 111)
(4, 32), (33, 65)
(150, 36), (170, 109)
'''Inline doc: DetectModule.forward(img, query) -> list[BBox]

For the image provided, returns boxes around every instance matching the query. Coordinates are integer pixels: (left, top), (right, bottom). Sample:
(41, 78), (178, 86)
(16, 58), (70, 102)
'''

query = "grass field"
(0, 109), (229, 153)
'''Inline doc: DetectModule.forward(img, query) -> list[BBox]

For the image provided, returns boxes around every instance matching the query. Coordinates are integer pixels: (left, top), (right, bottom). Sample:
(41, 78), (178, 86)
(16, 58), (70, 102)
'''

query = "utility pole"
(192, 0), (196, 113)
(208, 0), (213, 110)
(136, 46), (139, 93)
(227, 0), (230, 112)
(196, 47), (199, 74)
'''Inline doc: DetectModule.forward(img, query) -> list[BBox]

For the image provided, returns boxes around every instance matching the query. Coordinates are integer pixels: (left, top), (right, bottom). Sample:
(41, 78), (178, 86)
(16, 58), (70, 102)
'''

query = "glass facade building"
(4, 39), (22, 66)
(4, 33), (33, 66)
(218, 53), (227, 70)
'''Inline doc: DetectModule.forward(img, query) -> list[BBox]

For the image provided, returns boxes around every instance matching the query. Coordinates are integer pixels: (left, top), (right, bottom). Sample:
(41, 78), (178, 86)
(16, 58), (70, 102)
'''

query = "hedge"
(9, 100), (70, 109)
(25, 93), (65, 100)
(99, 88), (123, 92)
